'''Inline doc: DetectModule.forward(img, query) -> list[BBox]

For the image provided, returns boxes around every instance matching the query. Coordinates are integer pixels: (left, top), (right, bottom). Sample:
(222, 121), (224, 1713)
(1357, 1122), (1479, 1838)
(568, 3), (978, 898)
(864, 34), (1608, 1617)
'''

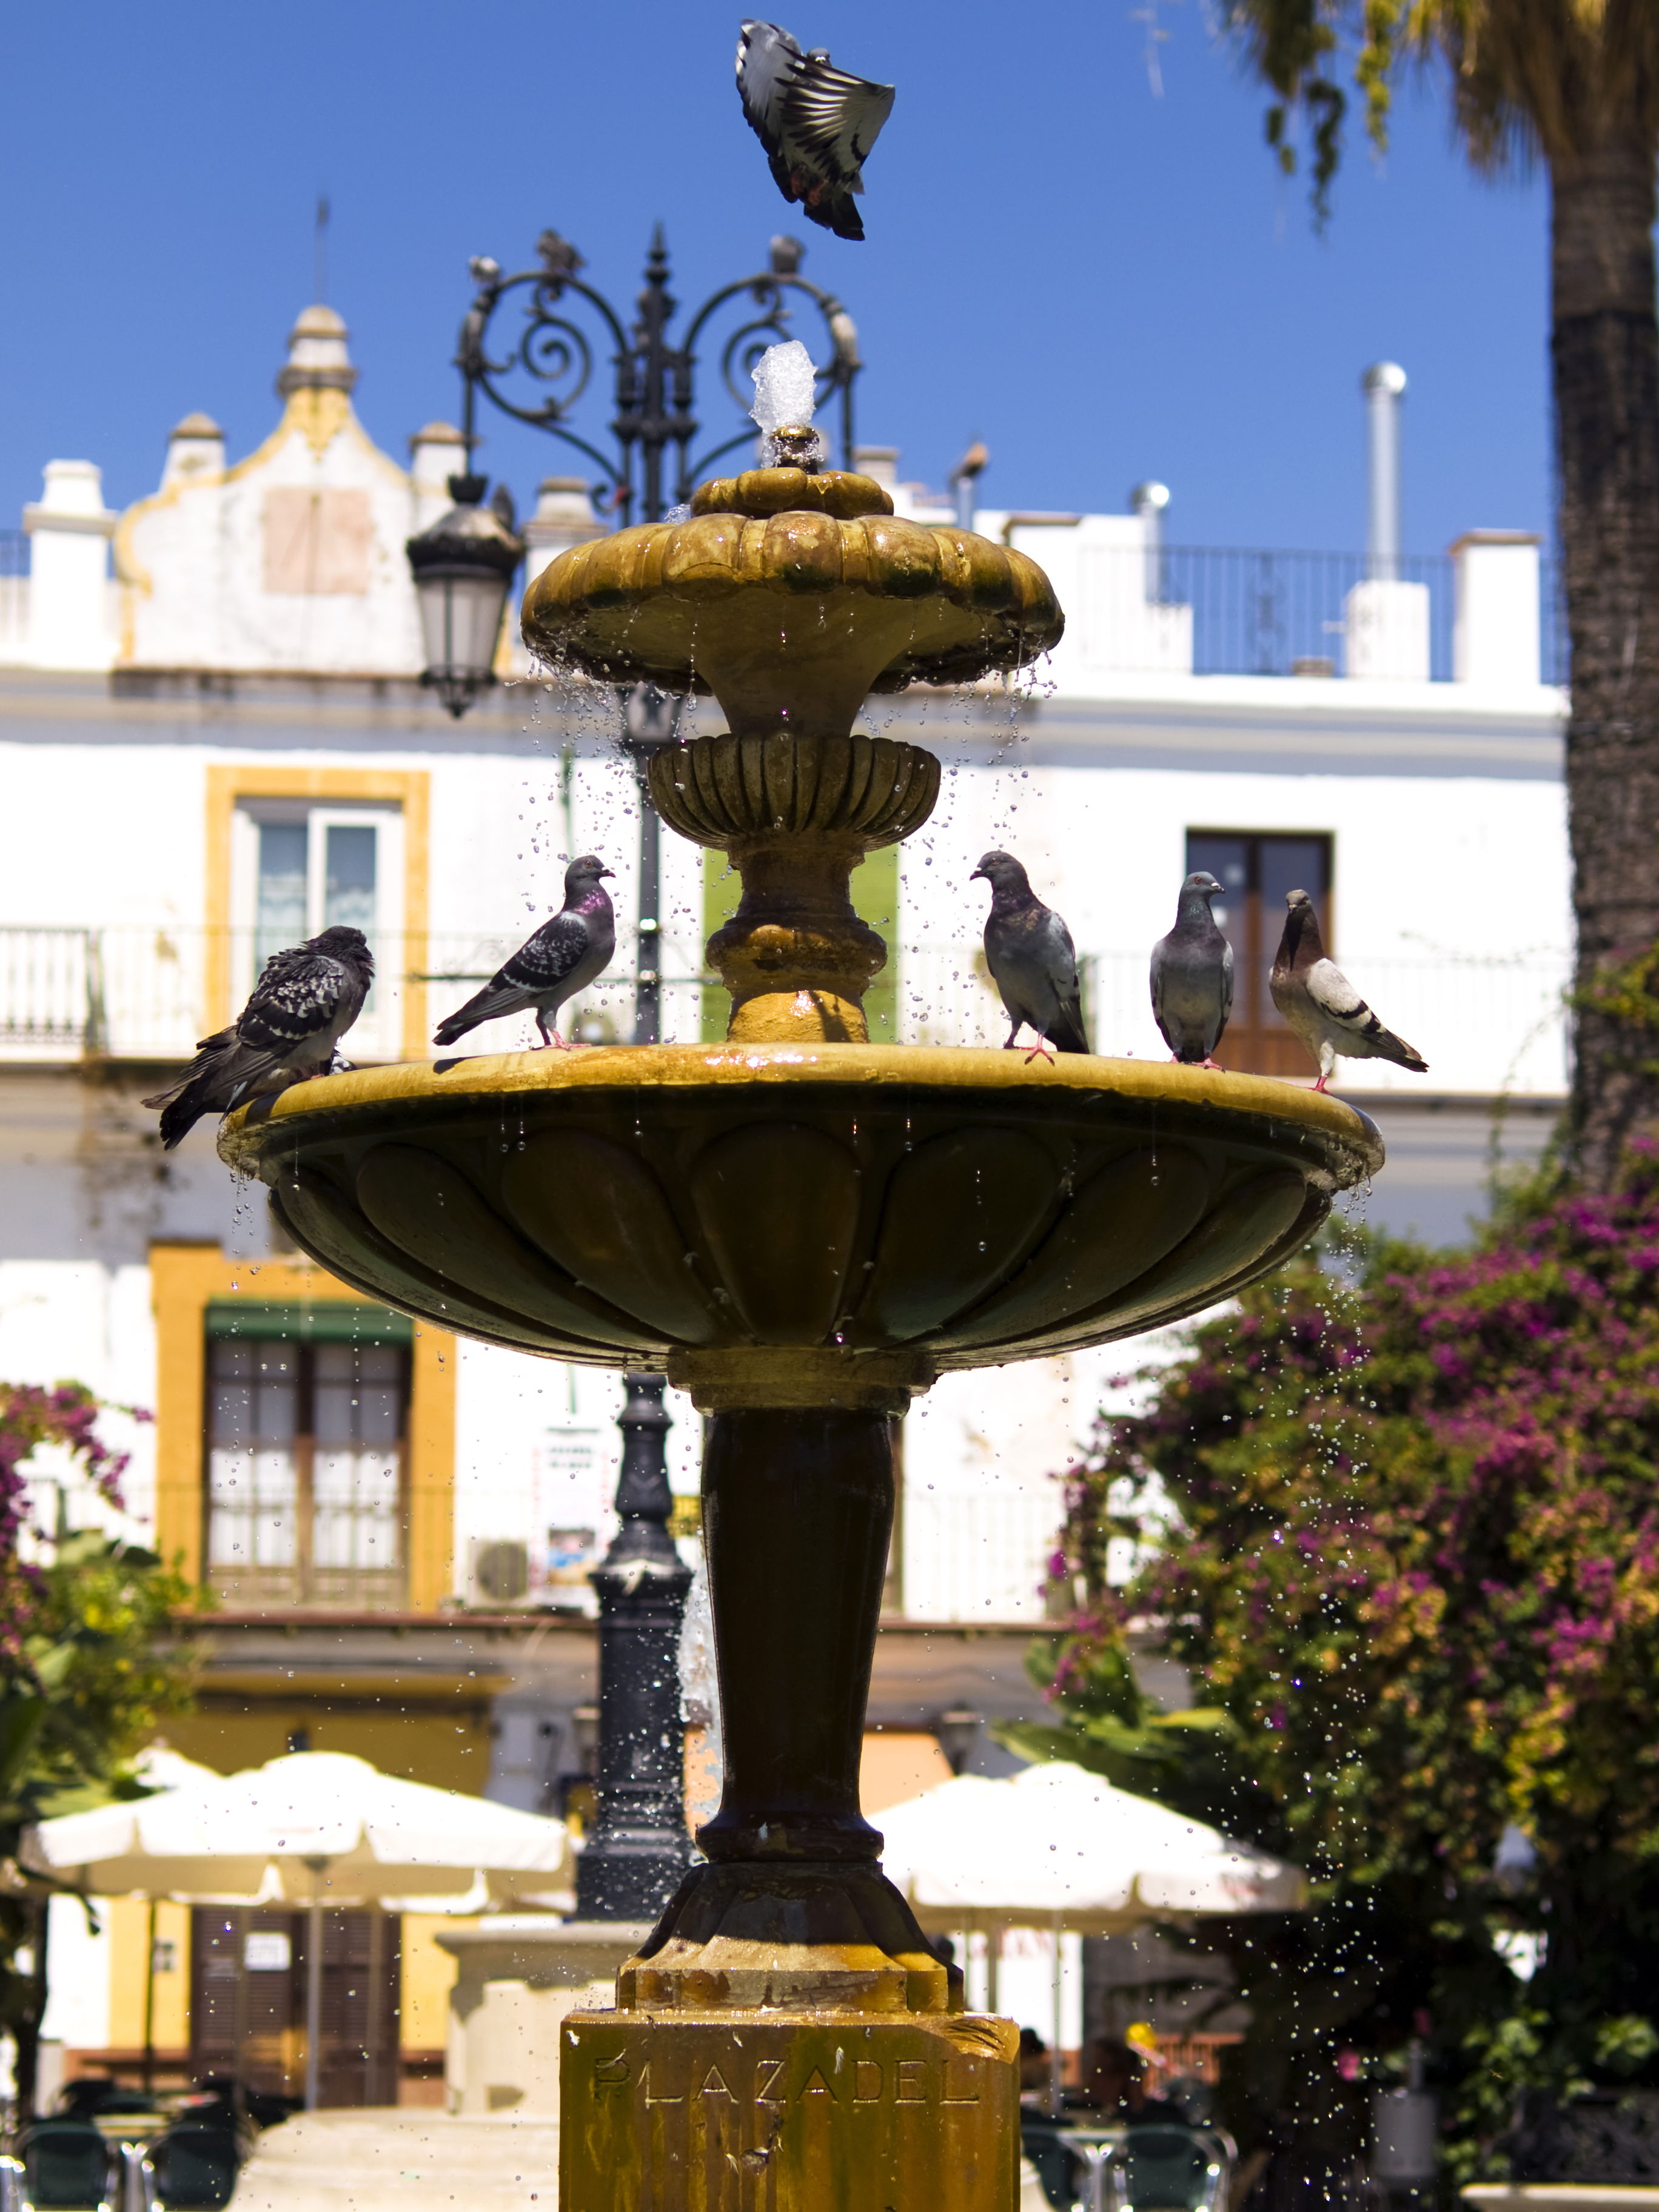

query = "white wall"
(899, 756), (1570, 1094)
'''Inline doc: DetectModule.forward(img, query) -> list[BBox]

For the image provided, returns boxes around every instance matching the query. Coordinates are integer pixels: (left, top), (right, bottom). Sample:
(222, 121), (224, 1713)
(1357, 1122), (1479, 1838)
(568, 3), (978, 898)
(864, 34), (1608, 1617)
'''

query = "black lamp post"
(414, 226), (864, 1919)
(575, 1373), (695, 1918)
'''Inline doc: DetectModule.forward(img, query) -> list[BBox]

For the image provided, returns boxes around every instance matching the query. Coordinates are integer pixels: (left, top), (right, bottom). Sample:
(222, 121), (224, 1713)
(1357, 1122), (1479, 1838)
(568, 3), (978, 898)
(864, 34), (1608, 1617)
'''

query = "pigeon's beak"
(970, 866), (985, 882)
(598, 866), (615, 879)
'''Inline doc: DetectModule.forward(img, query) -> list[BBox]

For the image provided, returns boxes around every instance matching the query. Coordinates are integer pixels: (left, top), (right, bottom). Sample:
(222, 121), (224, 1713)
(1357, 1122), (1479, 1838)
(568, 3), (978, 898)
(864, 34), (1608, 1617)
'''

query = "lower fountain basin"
(222, 1045), (1381, 1402)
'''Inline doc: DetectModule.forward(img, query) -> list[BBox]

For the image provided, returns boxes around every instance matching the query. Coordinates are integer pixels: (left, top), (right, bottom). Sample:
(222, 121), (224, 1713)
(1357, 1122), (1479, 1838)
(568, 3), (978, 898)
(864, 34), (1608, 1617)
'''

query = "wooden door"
(189, 1908), (401, 2105)
(1187, 830), (1333, 1077)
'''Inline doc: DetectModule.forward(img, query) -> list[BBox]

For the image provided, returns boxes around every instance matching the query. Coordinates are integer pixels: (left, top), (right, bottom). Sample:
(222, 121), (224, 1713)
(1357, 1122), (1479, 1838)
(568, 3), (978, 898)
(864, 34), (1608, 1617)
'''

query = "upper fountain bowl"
(221, 1046), (1382, 1413)
(519, 466), (1064, 725)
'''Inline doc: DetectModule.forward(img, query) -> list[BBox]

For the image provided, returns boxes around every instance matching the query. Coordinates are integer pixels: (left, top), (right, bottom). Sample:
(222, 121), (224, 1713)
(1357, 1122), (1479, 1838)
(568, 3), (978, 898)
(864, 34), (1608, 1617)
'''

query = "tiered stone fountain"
(224, 443), (1382, 2211)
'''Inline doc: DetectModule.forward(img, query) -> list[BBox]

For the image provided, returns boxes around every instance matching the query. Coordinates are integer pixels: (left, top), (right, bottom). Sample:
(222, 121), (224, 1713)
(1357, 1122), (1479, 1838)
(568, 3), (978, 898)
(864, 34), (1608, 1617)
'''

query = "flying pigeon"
(433, 856), (615, 1053)
(971, 851), (1090, 1061)
(736, 21), (895, 242)
(143, 925), (374, 1150)
(1269, 888), (1427, 1091)
(1150, 871), (1233, 1068)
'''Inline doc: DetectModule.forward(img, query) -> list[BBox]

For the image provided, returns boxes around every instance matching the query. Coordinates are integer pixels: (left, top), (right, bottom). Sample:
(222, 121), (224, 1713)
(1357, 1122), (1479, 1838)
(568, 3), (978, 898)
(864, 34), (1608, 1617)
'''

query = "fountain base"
(558, 2006), (1019, 2211)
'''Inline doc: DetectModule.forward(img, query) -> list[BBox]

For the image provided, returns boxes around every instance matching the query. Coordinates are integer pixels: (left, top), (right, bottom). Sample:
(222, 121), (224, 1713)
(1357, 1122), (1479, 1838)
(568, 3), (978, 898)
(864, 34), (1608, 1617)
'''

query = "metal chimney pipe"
(1130, 480), (1170, 602)
(1362, 362), (1407, 581)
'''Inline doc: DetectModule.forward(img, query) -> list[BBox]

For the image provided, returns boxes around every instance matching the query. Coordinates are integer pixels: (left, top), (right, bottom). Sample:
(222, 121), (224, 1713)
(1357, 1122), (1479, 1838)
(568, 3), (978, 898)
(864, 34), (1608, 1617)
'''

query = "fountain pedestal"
(224, 454), (1382, 2211)
(561, 1407), (1017, 2210)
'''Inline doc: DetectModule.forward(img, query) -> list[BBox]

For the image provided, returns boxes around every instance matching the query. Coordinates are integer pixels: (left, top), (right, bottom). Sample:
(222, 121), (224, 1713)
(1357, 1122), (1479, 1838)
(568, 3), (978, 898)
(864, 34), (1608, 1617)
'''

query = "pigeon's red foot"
(1023, 1040), (1056, 1065)
(1202, 1057), (1224, 1071)
(1312, 1074), (1331, 1093)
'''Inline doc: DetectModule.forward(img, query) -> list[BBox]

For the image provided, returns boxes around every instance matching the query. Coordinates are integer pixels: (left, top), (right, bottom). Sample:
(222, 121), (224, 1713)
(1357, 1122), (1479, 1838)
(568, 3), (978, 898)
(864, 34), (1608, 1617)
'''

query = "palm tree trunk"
(1553, 129), (1659, 1188)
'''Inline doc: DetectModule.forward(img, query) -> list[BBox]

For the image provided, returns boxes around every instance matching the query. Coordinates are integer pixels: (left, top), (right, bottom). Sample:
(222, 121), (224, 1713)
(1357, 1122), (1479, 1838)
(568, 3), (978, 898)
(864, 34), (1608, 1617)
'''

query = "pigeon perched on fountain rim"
(736, 20), (895, 242)
(1269, 887), (1428, 1092)
(142, 925), (374, 1149)
(1150, 870), (1233, 1068)
(433, 855), (616, 1053)
(972, 851), (1090, 1059)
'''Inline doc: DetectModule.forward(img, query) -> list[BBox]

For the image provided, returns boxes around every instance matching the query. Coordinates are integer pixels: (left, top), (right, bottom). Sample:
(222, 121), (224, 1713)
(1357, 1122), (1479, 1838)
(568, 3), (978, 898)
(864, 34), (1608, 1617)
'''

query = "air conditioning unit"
(469, 1538), (532, 1608)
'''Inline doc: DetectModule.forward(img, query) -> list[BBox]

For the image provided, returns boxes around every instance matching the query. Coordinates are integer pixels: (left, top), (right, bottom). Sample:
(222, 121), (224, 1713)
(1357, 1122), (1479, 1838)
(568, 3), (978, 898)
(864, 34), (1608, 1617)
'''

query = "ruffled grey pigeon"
(144, 925), (374, 1150)
(1269, 888), (1427, 1091)
(433, 855), (615, 1053)
(1150, 871), (1233, 1068)
(971, 851), (1090, 1061)
(736, 21), (895, 242)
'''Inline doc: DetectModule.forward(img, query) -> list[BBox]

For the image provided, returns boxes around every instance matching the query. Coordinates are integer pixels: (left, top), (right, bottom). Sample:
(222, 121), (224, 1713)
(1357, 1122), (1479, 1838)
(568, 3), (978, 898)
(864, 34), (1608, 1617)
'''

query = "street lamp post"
(412, 226), (865, 1919)
(575, 1373), (694, 1919)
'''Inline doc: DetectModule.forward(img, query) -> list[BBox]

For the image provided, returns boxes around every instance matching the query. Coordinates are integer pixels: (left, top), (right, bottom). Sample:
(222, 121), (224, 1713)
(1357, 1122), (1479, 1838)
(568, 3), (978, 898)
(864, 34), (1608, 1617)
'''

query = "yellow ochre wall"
(102, 1898), (191, 2056)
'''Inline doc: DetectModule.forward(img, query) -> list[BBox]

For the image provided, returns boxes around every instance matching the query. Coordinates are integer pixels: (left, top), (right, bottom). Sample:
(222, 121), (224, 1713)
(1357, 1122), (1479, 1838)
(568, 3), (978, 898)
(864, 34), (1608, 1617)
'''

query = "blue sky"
(0, 1), (1550, 555)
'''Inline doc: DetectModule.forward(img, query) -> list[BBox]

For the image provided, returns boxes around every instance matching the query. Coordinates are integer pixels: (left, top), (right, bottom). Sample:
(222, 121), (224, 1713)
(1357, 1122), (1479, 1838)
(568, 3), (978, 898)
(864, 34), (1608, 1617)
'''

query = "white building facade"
(0, 303), (1566, 1789)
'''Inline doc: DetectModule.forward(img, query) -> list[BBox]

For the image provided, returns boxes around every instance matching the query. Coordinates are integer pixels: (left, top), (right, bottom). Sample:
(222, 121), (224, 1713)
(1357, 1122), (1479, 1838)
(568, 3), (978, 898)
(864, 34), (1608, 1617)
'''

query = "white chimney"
(1362, 362), (1407, 581)
(523, 477), (603, 585)
(1130, 480), (1170, 603)
(23, 460), (117, 671)
(408, 420), (469, 531)
(1451, 531), (1542, 689)
(1345, 364), (1429, 680)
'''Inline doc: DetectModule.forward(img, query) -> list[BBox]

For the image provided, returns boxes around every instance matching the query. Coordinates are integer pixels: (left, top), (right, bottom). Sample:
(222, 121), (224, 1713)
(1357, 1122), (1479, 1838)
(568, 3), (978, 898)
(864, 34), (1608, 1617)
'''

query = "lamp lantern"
(406, 474), (524, 719)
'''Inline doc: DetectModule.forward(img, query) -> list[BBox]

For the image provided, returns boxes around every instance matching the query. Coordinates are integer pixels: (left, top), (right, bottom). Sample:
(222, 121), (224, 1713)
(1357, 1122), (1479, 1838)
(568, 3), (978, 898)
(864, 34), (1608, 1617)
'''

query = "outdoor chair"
(1102, 2124), (1231, 2212)
(18, 2120), (116, 2212)
(1021, 2122), (1091, 2210)
(147, 2125), (241, 2212)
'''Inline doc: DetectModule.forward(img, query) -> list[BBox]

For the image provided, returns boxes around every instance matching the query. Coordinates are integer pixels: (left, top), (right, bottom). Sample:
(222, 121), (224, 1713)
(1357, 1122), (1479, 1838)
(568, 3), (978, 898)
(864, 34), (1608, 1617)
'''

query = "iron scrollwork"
(453, 224), (861, 526)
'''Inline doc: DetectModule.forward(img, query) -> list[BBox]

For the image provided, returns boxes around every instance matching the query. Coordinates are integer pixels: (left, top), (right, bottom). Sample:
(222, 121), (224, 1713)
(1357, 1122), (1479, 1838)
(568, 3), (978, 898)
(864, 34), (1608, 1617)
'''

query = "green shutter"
(204, 1301), (414, 1344)
(699, 845), (900, 1044)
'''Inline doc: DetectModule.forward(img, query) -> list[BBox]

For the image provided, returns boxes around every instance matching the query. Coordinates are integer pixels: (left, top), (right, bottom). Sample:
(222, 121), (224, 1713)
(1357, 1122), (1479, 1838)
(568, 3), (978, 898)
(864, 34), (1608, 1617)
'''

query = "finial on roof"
(171, 411), (223, 440)
(277, 303), (357, 399)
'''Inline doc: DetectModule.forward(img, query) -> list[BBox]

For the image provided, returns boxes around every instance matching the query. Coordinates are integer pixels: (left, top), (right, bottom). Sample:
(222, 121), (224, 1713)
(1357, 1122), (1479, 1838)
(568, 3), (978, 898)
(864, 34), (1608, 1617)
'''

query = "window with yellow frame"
(204, 767), (430, 1061)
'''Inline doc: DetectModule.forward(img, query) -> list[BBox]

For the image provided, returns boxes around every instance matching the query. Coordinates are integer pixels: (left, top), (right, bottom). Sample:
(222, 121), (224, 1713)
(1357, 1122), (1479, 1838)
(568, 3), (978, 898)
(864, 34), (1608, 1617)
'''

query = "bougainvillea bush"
(1045, 1151), (1659, 2180)
(1, 1384), (192, 2105)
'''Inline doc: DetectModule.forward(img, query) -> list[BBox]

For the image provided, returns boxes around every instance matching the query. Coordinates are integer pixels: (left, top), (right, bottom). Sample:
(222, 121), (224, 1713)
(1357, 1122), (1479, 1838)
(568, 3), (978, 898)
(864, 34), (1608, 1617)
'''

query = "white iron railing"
(0, 926), (1569, 1096)
(896, 943), (1570, 1096)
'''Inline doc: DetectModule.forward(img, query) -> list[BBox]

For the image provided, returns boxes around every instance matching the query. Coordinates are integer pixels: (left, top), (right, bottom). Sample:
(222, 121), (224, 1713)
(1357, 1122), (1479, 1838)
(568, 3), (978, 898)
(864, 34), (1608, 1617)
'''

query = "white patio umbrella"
(879, 1760), (1306, 1933)
(28, 1750), (573, 2109)
(877, 1761), (1307, 2116)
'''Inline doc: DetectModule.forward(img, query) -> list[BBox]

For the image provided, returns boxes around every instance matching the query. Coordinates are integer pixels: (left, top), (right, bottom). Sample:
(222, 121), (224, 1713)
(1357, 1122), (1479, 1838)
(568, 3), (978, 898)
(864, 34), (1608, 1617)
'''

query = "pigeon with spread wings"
(433, 855), (615, 1053)
(143, 925), (374, 1149)
(736, 21), (894, 241)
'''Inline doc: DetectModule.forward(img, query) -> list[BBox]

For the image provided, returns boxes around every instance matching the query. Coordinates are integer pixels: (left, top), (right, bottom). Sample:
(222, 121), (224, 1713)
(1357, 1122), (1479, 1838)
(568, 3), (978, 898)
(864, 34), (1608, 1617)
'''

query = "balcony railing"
(899, 942), (1570, 1096)
(1052, 545), (1572, 685)
(0, 926), (1569, 1096)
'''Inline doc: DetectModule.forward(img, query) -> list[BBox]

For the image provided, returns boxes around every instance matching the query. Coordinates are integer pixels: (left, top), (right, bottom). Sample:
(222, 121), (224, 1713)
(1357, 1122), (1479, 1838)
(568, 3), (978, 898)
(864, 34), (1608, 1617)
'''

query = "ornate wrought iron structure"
(449, 224), (863, 1048)
(442, 226), (863, 1919)
(454, 225), (862, 525)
